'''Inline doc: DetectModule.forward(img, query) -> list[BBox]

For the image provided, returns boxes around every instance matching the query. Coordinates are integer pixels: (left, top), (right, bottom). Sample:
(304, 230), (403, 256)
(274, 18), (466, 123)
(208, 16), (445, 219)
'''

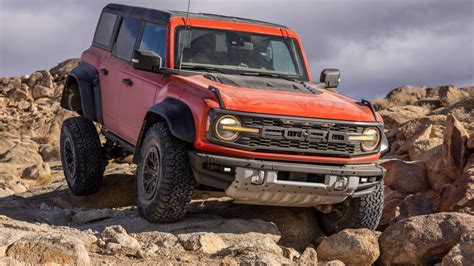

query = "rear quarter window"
(93, 12), (118, 47)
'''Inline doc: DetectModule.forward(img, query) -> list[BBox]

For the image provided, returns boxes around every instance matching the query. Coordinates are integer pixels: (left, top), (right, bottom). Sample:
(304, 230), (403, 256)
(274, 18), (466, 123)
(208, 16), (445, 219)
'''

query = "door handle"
(99, 68), (108, 76)
(122, 78), (133, 86)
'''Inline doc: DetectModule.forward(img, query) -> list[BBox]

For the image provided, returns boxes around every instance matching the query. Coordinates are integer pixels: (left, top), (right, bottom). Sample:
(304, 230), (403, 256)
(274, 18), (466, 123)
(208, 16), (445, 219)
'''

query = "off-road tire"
(319, 182), (384, 235)
(136, 123), (194, 223)
(60, 117), (105, 196)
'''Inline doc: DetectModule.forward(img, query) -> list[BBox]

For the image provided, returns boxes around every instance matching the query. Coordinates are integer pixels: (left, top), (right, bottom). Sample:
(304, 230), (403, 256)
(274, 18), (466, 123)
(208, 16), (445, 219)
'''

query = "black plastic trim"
(208, 86), (225, 109)
(361, 99), (378, 122)
(102, 130), (135, 153)
(189, 151), (386, 189)
(133, 97), (195, 163)
(61, 62), (103, 123)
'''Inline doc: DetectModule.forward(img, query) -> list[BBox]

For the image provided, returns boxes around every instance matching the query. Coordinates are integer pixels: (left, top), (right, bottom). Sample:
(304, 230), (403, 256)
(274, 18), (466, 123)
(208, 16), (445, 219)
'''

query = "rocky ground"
(0, 59), (473, 265)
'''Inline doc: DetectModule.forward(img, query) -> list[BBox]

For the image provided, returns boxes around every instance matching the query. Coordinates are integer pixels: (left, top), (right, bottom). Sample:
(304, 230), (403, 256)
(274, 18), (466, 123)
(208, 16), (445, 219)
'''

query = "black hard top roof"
(104, 3), (288, 29)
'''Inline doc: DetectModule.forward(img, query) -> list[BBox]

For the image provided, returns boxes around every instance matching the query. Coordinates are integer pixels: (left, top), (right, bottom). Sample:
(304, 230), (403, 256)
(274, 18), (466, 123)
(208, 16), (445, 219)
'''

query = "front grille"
(234, 115), (367, 156)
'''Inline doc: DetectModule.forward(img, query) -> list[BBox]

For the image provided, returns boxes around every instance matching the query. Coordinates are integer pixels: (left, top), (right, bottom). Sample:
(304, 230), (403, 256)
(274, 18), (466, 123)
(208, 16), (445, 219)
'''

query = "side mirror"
(132, 50), (163, 72)
(320, 68), (340, 88)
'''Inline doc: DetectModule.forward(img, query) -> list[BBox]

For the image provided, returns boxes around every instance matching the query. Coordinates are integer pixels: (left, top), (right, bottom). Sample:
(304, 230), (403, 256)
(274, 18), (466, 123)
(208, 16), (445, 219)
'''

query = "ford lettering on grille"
(261, 126), (347, 143)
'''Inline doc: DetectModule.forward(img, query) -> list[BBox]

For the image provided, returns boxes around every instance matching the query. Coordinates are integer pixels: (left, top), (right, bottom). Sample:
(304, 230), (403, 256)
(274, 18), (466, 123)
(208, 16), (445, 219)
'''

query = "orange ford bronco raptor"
(60, 3), (388, 234)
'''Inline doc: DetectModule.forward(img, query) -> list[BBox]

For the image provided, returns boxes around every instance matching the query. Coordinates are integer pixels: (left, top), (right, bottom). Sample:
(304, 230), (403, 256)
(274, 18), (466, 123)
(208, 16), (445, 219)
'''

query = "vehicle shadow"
(0, 172), (323, 250)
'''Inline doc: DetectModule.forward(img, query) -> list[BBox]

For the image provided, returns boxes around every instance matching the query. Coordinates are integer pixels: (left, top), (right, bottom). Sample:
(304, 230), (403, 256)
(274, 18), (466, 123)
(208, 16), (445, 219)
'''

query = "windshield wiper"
(240, 72), (318, 94)
(179, 65), (225, 74)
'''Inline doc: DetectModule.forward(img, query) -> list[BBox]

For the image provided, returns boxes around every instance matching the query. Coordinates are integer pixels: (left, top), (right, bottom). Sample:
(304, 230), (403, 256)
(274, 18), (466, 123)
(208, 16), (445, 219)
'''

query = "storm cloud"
(1, 0), (473, 98)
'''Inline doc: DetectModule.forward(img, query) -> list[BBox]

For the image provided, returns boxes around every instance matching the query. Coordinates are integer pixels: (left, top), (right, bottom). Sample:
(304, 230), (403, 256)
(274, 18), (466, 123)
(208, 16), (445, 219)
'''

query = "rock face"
(379, 212), (474, 264)
(438, 153), (474, 214)
(317, 229), (380, 265)
(441, 233), (474, 266)
(380, 159), (429, 194)
(6, 233), (90, 265)
(442, 115), (470, 180)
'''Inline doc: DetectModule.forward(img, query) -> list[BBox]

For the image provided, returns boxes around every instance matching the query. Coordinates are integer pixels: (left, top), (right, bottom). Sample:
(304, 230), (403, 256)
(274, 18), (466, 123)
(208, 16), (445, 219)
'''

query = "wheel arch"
(60, 62), (103, 123)
(133, 97), (195, 164)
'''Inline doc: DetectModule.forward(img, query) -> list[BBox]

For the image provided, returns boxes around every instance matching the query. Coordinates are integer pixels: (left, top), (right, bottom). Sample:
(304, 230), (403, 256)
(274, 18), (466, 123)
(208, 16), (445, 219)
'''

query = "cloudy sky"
(0, 0), (473, 99)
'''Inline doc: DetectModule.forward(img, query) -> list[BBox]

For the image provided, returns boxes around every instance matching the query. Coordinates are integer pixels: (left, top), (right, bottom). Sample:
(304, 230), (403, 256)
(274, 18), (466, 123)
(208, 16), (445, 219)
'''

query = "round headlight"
(361, 127), (381, 151)
(215, 115), (241, 141)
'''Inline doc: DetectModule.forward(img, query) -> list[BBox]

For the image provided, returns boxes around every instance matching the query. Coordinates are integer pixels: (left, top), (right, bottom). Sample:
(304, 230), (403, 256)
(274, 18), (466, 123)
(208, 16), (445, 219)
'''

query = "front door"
(117, 22), (168, 144)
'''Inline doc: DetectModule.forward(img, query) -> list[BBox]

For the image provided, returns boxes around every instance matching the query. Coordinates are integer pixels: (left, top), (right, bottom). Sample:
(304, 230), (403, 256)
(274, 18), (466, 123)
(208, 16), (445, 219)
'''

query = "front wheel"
(135, 123), (194, 223)
(318, 182), (384, 235)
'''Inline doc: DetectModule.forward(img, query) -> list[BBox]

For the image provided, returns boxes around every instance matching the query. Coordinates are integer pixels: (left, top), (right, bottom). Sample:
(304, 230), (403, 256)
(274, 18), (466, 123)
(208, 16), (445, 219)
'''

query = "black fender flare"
(60, 62), (103, 123)
(133, 97), (195, 163)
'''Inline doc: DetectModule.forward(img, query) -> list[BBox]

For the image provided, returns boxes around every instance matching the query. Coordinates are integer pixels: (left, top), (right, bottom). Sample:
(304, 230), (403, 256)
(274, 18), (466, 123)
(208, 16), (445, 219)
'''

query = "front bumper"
(189, 151), (385, 207)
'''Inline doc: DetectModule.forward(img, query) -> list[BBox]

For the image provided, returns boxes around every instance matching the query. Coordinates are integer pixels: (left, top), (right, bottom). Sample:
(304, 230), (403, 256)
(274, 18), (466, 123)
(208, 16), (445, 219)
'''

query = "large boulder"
(379, 212), (474, 264)
(379, 105), (430, 129)
(396, 123), (432, 155)
(6, 233), (90, 265)
(438, 154), (474, 214)
(385, 86), (427, 106)
(317, 229), (380, 265)
(442, 115), (469, 180)
(0, 139), (43, 166)
(409, 137), (443, 161)
(442, 233), (474, 266)
(425, 146), (452, 191)
(439, 85), (468, 106)
(178, 232), (226, 254)
(380, 159), (430, 194)
(101, 225), (141, 251)
(49, 58), (80, 81)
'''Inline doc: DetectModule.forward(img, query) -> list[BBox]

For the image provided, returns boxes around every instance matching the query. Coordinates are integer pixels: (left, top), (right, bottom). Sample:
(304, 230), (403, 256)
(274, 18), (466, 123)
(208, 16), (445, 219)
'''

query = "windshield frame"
(173, 26), (309, 81)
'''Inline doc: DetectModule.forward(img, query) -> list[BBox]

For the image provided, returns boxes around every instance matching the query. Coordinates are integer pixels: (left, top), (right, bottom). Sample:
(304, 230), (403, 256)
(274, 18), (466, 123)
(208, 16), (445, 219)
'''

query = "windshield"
(174, 27), (308, 80)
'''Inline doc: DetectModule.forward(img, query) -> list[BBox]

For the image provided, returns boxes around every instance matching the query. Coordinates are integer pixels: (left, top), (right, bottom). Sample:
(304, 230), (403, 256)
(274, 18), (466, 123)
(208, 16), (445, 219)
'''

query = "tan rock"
(396, 123), (432, 155)
(27, 70), (53, 88)
(442, 114), (469, 180)
(385, 85), (426, 106)
(282, 247), (300, 262)
(409, 137), (443, 161)
(39, 143), (60, 162)
(379, 105), (430, 129)
(380, 159), (429, 194)
(21, 162), (50, 180)
(439, 85), (468, 106)
(178, 232), (226, 254)
(299, 247), (318, 264)
(379, 212), (474, 264)
(31, 85), (54, 99)
(394, 115), (447, 143)
(101, 225), (141, 251)
(442, 233), (474, 266)
(50, 58), (80, 80)
(6, 233), (90, 265)
(317, 229), (379, 265)
(0, 139), (42, 165)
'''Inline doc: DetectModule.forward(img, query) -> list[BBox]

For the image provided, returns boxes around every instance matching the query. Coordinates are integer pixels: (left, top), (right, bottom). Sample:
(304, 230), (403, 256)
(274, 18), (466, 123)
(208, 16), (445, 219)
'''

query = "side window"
(114, 18), (141, 61)
(139, 23), (167, 60)
(93, 12), (118, 47)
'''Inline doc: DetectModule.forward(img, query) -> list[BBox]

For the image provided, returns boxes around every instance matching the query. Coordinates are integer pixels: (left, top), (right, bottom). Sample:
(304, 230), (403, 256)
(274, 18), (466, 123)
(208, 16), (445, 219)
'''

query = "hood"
(183, 74), (378, 122)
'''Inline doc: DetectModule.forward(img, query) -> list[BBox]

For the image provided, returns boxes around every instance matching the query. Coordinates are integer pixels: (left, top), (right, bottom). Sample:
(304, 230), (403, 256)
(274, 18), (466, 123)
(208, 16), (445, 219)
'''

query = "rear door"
(103, 17), (142, 140)
(118, 22), (168, 144)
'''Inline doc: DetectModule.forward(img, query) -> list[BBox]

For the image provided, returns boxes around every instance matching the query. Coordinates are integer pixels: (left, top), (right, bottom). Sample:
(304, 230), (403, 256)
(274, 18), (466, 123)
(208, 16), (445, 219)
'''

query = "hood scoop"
(203, 73), (318, 94)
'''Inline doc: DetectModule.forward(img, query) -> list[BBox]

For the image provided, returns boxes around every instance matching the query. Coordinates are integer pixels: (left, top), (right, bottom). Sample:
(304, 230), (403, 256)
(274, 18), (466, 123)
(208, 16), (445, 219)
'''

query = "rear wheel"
(136, 123), (194, 223)
(60, 117), (105, 195)
(319, 182), (384, 235)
